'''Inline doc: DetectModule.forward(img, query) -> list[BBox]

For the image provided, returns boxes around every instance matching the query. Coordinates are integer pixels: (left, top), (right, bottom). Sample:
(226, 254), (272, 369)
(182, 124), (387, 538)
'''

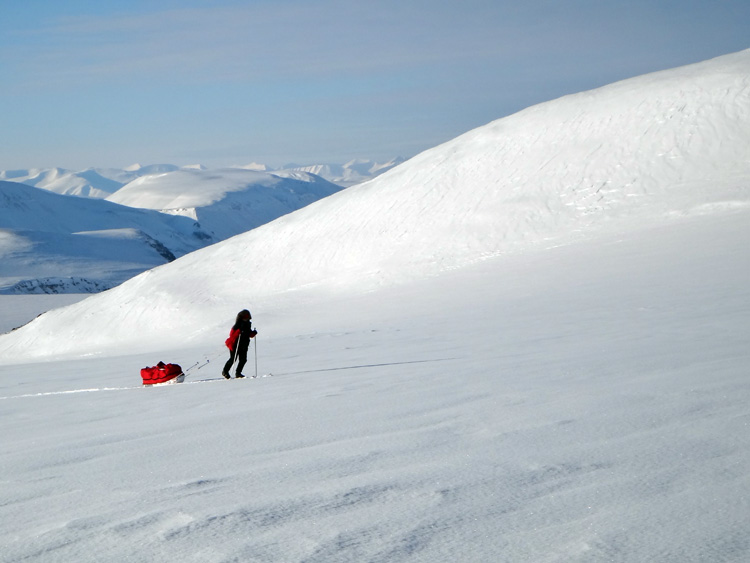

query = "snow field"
(1, 209), (748, 562)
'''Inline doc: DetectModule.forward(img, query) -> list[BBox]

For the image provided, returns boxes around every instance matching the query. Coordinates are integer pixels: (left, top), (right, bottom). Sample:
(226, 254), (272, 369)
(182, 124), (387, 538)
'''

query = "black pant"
(223, 344), (248, 376)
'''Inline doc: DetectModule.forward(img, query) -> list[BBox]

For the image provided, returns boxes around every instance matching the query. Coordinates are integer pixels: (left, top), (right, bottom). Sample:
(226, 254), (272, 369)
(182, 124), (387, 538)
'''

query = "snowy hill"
(106, 168), (344, 240)
(1, 49), (749, 358)
(0, 181), (212, 294)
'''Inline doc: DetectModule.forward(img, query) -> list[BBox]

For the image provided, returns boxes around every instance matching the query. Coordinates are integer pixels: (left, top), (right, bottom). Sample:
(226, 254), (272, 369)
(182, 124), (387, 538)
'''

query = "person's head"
(236, 309), (251, 323)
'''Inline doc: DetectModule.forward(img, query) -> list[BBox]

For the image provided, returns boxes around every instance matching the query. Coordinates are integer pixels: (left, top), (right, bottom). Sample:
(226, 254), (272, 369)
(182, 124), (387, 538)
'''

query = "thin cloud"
(7, 2), (554, 89)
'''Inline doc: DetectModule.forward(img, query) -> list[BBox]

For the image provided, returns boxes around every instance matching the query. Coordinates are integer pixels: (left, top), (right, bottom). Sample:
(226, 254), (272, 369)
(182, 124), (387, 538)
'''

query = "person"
(222, 309), (257, 379)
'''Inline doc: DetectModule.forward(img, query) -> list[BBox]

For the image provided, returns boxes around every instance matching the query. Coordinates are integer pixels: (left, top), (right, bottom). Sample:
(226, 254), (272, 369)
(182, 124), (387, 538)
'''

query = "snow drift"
(1, 49), (749, 359)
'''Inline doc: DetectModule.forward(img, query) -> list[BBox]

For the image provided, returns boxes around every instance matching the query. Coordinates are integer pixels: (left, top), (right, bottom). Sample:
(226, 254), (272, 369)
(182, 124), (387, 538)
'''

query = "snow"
(1, 169), (341, 294)
(289, 157), (406, 187)
(4, 49), (748, 355)
(0, 167), (134, 199)
(0, 181), (211, 293)
(106, 168), (343, 240)
(0, 49), (749, 561)
(0, 159), (404, 203)
(1, 210), (748, 561)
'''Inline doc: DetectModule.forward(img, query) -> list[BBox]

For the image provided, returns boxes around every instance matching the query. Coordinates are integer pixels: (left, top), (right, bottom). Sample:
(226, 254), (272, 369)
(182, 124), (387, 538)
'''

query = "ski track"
(0, 374), (280, 400)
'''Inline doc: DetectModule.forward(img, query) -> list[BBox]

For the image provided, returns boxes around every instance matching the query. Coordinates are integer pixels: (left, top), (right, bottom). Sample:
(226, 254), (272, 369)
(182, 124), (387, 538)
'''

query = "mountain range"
(0, 168), (343, 294)
(0, 158), (404, 200)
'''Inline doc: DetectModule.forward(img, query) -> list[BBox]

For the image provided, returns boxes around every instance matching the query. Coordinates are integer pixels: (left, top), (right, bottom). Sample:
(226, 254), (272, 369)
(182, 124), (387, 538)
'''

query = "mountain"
(0, 164), (182, 199)
(288, 157), (406, 187)
(0, 167), (124, 198)
(1, 168), (341, 294)
(1, 48), (748, 357)
(106, 168), (344, 240)
(0, 159), (404, 201)
(0, 181), (212, 294)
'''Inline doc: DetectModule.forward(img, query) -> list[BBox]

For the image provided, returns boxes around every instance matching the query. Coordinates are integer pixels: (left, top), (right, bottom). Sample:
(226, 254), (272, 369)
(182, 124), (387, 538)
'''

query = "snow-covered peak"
(0, 164), (184, 199)
(0, 167), (121, 199)
(110, 168), (293, 209)
(289, 158), (406, 187)
(233, 162), (269, 171)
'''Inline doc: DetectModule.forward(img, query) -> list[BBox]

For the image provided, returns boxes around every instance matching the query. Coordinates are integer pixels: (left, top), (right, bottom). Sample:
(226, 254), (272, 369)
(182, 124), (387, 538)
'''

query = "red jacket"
(225, 327), (241, 350)
(226, 320), (257, 350)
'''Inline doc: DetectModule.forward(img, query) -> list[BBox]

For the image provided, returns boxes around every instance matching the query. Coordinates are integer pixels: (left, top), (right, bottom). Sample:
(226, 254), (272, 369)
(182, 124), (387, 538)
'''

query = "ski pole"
(231, 341), (240, 374)
(254, 335), (258, 379)
(186, 348), (224, 374)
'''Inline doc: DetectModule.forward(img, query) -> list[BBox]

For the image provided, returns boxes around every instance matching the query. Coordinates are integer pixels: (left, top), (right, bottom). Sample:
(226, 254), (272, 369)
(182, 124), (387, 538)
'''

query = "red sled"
(141, 361), (185, 386)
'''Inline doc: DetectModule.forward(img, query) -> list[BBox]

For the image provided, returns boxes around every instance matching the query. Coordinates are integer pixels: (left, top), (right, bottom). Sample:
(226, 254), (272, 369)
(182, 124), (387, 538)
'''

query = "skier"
(222, 309), (257, 379)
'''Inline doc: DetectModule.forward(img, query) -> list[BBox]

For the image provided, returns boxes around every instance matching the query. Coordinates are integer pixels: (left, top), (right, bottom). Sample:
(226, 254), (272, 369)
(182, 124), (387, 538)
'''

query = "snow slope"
(107, 168), (344, 240)
(0, 181), (212, 293)
(2, 49), (747, 357)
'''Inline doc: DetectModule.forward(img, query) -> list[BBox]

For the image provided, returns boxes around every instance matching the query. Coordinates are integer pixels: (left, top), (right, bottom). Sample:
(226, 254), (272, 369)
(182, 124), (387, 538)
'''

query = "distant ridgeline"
(3, 277), (116, 295)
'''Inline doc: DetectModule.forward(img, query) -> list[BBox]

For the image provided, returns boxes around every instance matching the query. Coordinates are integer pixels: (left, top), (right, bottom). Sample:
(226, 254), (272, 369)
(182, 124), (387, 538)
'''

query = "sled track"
(0, 376), (238, 400)
(0, 357), (457, 400)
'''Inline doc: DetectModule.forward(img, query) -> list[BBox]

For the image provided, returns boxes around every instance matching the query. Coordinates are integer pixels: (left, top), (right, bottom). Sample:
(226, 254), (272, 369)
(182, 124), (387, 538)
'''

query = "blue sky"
(1, 0), (749, 170)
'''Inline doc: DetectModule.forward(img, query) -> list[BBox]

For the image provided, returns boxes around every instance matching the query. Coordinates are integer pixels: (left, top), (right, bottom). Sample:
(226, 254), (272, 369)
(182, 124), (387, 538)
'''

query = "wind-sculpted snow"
(1, 49), (750, 360)
(107, 168), (344, 240)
